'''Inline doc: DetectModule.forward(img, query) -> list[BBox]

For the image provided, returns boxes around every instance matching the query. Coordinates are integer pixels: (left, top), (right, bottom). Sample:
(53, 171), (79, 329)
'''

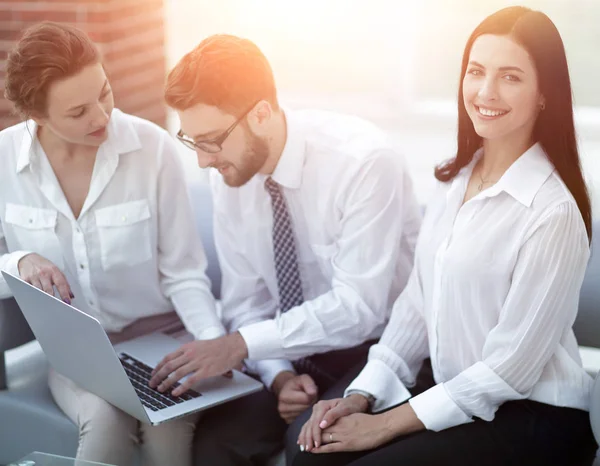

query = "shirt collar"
(454, 142), (555, 208)
(16, 120), (38, 173)
(15, 108), (142, 174)
(267, 108), (306, 190)
(482, 142), (554, 207)
(99, 108), (143, 157)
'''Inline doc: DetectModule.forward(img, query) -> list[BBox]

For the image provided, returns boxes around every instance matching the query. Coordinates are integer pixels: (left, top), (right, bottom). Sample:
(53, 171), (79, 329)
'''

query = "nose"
(92, 104), (110, 127)
(195, 150), (217, 169)
(477, 76), (499, 102)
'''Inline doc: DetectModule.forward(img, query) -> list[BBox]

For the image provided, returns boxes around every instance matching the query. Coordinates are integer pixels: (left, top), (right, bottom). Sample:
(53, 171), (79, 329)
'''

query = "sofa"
(0, 178), (598, 464)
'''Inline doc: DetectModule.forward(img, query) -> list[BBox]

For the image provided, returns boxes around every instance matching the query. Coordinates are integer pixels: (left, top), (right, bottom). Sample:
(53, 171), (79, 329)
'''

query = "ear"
(538, 94), (546, 111)
(247, 100), (272, 135)
(30, 111), (47, 127)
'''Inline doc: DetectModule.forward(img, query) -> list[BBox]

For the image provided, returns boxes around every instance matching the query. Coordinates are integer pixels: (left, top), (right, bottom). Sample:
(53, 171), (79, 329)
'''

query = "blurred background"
(1, 0), (599, 211)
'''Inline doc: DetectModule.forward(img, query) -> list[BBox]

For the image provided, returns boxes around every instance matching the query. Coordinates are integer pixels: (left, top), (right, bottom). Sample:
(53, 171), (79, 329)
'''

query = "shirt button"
(89, 300), (94, 306)
(79, 264), (85, 270)
(29, 219), (33, 224)
(122, 216), (127, 222)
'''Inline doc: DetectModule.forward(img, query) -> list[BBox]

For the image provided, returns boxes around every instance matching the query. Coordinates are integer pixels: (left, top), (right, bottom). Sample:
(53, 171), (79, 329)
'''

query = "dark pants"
(193, 342), (372, 465)
(292, 361), (598, 466)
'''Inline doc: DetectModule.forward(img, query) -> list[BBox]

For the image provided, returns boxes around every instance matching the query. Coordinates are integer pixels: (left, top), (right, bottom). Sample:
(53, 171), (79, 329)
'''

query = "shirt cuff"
(195, 325), (226, 340)
(0, 250), (32, 299)
(4, 250), (32, 276)
(408, 383), (473, 431)
(244, 359), (295, 389)
(170, 288), (226, 340)
(345, 359), (411, 413)
(238, 319), (283, 360)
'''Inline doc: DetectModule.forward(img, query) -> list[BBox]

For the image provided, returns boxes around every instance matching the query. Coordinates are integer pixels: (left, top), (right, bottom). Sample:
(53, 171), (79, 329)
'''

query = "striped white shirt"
(346, 142), (593, 431)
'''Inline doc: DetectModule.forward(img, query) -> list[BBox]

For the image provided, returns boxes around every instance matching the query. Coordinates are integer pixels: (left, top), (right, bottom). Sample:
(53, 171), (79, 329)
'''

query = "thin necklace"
(476, 162), (497, 191)
(477, 171), (493, 191)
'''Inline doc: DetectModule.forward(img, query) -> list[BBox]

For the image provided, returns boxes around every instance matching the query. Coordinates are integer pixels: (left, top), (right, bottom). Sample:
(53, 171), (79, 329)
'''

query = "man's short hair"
(165, 34), (279, 116)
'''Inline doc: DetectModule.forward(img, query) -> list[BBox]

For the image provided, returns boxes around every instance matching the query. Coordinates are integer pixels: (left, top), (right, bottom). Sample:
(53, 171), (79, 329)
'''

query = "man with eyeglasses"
(150, 34), (422, 465)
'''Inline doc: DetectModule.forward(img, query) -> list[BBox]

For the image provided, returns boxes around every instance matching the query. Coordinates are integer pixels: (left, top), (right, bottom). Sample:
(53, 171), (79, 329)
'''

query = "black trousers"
(193, 342), (372, 465)
(292, 361), (598, 466)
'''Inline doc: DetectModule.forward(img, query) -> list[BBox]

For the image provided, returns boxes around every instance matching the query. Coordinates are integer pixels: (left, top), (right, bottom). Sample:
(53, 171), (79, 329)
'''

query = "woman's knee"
(79, 396), (138, 440)
(138, 415), (199, 466)
(141, 413), (199, 449)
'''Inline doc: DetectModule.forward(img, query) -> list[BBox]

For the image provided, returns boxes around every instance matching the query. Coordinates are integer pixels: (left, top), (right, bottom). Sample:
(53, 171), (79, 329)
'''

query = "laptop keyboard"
(119, 353), (202, 411)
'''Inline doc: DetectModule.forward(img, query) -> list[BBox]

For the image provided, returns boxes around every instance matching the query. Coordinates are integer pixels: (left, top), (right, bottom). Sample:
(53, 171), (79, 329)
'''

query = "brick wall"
(0, 0), (167, 130)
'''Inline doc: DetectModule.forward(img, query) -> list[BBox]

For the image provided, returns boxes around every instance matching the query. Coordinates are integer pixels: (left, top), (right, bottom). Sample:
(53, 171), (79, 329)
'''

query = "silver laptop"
(2, 271), (263, 425)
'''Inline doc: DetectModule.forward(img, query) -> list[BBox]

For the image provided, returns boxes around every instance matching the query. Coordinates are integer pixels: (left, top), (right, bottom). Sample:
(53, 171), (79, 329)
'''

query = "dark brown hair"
(165, 34), (279, 117)
(4, 21), (100, 119)
(435, 6), (591, 239)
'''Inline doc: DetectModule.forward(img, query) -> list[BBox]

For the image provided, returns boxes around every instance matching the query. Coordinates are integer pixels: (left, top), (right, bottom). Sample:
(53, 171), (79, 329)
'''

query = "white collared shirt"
(211, 108), (422, 387)
(0, 109), (225, 341)
(346, 143), (593, 431)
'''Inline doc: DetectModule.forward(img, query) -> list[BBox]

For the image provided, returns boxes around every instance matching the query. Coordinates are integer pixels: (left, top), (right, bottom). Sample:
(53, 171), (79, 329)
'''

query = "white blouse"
(346, 142), (593, 431)
(0, 109), (225, 341)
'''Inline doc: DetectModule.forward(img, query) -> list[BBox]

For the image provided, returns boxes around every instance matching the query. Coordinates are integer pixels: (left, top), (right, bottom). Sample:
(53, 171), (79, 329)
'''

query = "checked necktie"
(264, 177), (333, 385)
(264, 177), (304, 313)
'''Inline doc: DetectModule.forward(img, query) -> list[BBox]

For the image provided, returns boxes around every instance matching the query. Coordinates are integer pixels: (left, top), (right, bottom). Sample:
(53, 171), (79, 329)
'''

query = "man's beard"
(222, 131), (270, 188)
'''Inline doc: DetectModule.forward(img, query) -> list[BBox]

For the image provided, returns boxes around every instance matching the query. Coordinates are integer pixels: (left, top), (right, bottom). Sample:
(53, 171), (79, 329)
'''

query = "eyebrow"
(468, 61), (525, 73)
(66, 80), (109, 112)
(190, 129), (220, 140)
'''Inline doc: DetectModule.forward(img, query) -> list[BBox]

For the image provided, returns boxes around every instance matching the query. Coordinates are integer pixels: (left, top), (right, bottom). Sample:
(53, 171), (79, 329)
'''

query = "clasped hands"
(296, 395), (424, 454)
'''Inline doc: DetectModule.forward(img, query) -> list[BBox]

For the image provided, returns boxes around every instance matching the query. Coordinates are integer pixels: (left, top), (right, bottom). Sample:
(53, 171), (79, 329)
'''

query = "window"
(166, 0), (600, 214)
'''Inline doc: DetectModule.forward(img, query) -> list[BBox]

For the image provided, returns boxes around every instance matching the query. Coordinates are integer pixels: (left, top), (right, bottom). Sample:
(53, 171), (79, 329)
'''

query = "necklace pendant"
(477, 182), (484, 191)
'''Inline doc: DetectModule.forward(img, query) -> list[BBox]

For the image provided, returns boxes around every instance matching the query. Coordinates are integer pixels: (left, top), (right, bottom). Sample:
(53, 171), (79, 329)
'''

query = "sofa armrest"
(591, 372), (600, 450)
(0, 298), (35, 389)
(574, 224), (600, 349)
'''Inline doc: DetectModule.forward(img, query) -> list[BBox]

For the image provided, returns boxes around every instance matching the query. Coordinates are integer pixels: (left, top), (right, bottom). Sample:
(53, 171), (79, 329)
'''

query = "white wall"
(165, 0), (600, 212)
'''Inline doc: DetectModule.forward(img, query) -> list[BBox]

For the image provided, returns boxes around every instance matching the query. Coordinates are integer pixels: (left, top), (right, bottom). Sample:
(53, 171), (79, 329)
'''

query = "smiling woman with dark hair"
(293, 6), (597, 466)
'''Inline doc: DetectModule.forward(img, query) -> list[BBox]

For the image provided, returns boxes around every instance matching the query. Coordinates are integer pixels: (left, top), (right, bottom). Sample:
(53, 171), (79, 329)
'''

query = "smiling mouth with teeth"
(476, 106), (509, 117)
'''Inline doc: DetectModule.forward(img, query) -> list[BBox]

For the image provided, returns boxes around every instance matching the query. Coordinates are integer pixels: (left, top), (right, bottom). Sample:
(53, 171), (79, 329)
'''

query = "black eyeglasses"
(177, 103), (258, 154)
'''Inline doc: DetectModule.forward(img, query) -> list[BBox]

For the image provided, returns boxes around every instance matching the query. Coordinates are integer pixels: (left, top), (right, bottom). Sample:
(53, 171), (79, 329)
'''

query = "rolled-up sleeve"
(0, 218), (32, 299)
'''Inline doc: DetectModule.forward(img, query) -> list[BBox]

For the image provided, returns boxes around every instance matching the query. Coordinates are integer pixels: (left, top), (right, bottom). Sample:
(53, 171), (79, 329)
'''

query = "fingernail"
(319, 420), (327, 428)
(305, 445), (310, 452)
(314, 441), (318, 448)
(300, 445), (305, 452)
(69, 292), (75, 299)
(63, 298), (71, 305)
